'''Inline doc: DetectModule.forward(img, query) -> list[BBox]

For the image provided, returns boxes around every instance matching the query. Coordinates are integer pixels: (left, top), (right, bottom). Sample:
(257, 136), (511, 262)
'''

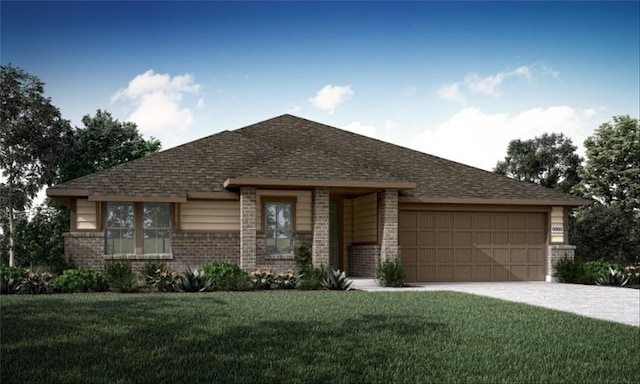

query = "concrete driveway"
(351, 279), (640, 327)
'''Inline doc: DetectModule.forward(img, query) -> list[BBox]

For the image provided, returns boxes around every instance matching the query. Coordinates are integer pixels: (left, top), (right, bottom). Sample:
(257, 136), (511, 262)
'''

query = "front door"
(329, 200), (340, 270)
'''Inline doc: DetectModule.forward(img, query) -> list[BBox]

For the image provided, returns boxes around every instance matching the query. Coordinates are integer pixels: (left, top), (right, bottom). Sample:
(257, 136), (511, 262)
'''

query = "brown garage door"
(399, 211), (547, 282)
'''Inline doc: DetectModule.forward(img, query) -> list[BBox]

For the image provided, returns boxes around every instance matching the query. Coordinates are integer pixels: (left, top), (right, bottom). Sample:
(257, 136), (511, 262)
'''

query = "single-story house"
(47, 114), (586, 282)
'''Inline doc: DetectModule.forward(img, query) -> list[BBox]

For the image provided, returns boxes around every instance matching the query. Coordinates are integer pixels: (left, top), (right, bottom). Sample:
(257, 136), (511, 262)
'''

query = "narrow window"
(265, 201), (293, 255)
(143, 203), (171, 254)
(105, 202), (135, 255)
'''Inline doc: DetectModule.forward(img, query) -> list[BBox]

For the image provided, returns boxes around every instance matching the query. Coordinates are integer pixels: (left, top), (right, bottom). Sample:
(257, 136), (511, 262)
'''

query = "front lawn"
(1, 291), (637, 383)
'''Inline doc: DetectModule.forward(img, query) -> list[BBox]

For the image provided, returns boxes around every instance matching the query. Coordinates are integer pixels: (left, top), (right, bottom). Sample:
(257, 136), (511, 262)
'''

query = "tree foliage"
(494, 133), (582, 193)
(1, 64), (73, 265)
(58, 109), (161, 184)
(577, 115), (640, 210)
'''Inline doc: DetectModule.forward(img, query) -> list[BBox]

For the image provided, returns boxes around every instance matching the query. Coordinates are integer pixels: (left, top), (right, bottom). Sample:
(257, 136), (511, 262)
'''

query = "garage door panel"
(400, 211), (547, 282)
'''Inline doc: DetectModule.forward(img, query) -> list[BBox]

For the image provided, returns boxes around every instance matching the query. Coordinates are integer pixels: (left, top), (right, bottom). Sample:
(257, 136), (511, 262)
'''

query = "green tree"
(494, 133), (582, 193)
(0, 64), (73, 266)
(58, 109), (161, 184)
(577, 115), (639, 210)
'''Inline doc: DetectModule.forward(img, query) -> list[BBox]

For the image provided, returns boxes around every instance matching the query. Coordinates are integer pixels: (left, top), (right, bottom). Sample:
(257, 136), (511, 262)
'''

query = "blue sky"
(2, 1), (639, 172)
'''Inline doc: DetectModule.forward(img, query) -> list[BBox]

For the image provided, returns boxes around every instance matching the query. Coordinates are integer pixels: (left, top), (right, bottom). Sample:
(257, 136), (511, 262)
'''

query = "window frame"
(261, 196), (296, 256)
(105, 202), (136, 256)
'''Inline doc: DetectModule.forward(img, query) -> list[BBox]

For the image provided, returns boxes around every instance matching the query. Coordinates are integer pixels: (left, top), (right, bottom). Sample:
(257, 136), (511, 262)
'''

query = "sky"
(2, 1), (639, 175)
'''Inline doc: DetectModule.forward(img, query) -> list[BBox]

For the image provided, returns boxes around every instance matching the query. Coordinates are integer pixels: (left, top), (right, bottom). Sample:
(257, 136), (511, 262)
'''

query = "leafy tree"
(577, 115), (639, 210)
(0, 64), (73, 266)
(494, 133), (582, 193)
(58, 109), (161, 184)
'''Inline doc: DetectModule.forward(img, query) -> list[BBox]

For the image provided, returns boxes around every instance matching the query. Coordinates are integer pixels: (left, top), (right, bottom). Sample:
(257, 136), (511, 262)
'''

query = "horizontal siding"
(257, 190), (312, 232)
(550, 206), (564, 243)
(343, 199), (353, 266)
(76, 199), (97, 230)
(180, 200), (240, 231)
(353, 193), (377, 243)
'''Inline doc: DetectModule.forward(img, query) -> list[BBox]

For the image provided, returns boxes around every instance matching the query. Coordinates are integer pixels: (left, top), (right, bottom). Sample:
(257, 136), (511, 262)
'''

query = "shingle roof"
(48, 114), (586, 204)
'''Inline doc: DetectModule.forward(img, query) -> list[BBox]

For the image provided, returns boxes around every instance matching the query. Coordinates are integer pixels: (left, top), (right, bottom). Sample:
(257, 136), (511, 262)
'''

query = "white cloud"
(438, 63), (554, 103)
(111, 70), (201, 133)
(385, 119), (397, 129)
(343, 121), (377, 138)
(197, 98), (205, 108)
(408, 106), (595, 171)
(308, 85), (353, 114)
(286, 104), (301, 114)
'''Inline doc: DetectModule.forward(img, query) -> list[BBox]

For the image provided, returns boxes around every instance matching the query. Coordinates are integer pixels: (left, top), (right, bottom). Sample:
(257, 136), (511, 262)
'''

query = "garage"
(399, 211), (547, 282)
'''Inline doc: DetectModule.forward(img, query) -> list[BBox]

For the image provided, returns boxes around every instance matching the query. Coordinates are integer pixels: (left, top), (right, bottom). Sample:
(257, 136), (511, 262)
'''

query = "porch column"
(240, 186), (257, 270)
(380, 189), (399, 262)
(312, 187), (330, 267)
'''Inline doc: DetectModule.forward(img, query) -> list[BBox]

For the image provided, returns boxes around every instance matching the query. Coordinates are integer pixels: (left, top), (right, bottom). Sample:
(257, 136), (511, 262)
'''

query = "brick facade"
(312, 187), (330, 267)
(547, 244), (576, 282)
(240, 187), (257, 270)
(379, 189), (398, 262)
(64, 232), (105, 270)
(348, 244), (380, 277)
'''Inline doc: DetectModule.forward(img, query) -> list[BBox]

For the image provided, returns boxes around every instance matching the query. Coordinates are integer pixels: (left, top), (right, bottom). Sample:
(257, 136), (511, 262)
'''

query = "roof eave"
(224, 177), (416, 191)
(399, 196), (590, 206)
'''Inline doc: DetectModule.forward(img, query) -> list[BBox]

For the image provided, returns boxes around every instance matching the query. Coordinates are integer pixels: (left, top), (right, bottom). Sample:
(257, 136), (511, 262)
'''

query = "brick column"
(240, 187), (257, 270)
(547, 244), (576, 282)
(380, 189), (399, 262)
(312, 187), (330, 267)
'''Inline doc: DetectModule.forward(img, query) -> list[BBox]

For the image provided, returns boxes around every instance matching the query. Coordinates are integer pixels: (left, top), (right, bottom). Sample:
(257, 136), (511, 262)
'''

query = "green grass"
(1, 291), (637, 384)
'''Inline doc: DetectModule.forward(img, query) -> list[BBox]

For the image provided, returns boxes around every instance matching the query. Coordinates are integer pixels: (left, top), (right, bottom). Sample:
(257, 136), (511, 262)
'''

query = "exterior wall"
(547, 244), (576, 282)
(353, 193), (377, 243)
(348, 244), (380, 277)
(379, 189), (399, 262)
(343, 199), (353, 273)
(256, 233), (313, 271)
(76, 199), (98, 230)
(257, 190), (312, 231)
(550, 206), (566, 244)
(180, 200), (240, 231)
(64, 232), (104, 270)
(312, 187), (330, 267)
(240, 187), (257, 270)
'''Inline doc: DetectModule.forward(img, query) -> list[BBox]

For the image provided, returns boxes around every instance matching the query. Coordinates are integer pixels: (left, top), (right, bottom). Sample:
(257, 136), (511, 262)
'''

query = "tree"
(494, 133), (582, 193)
(0, 64), (73, 266)
(577, 115), (640, 210)
(58, 109), (161, 184)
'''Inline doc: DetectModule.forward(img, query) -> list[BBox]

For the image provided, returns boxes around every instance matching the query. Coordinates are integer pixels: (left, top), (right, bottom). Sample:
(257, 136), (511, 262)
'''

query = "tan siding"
(180, 200), (240, 231)
(550, 206), (565, 243)
(257, 190), (312, 231)
(343, 199), (353, 266)
(353, 193), (377, 243)
(76, 198), (98, 230)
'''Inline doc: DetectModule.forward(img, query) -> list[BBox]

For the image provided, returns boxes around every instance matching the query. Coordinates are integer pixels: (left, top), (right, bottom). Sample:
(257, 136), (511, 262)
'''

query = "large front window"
(265, 201), (293, 255)
(105, 202), (171, 255)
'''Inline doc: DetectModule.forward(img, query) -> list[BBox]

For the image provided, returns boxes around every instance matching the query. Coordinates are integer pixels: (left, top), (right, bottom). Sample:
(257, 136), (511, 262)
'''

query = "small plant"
(250, 268), (276, 290)
(596, 267), (630, 287)
(322, 269), (353, 291)
(52, 269), (109, 293)
(298, 265), (327, 290)
(104, 261), (133, 282)
(294, 242), (313, 274)
(623, 264), (640, 286)
(19, 270), (55, 294)
(554, 257), (585, 283)
(1, 266), (26, 294)
(273, 270), (300, 289)
(376, 259), (406, 287)
(202, 261), (251, 291)
(142, 262), (179, 292)
(583, 260), (622, 285)
(178, 268), (213, 292)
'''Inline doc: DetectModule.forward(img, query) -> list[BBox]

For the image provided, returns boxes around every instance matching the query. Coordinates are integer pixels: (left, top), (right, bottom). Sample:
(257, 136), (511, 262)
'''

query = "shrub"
(554, 257), (585, 283)
(104, 261), (143, 293)
(273, 270), (300, 289)
(141, 261), (168, 284)
(143, 262), (179, 292)
(202, 261), (251, 291)
(298, 265), (327, 290)
(624, 264), (640, 285)
(19, 270), (55, 294)
(250, 268), (276, 290)
(178, 268), (213, 292)
(596, 267), (630, 287)
(322, 269), (353, 291)
(376, 259), (406, 287)
(52, 269), (109, 293)
(583, 260), (622, 284)
(294, 242), (313, 274)
(0, 266), (26, 294)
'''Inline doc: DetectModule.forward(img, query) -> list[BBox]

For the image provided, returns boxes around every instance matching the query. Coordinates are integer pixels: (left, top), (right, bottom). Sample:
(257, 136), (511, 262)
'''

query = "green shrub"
(298, 265), (327, 290)
(273, 270), (300, 289)
(294, 242), (313, 274)
(141, 261), (168, 284)
(111, 274), (144, 293)
(202, 261), (251, 291)
(250, 268), (276, 290)
(624, 264), (640, 285)
(104, 261), (133, 282)
(142, 262), (179, 292)
(582, 260), (623, 284)
(52, 269), (109, 293)
(596, 267), (630, 287)
(19, 270), (55, 294)
(376, 259), (406, 287)
(322, 269), (353, 291)
(0, 266), (27, 294)
(554, 257), (585, 283)
(178, 268), (213, 292)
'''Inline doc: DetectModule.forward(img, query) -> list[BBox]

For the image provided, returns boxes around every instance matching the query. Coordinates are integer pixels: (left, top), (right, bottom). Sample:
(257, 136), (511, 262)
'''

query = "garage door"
(399, 211), (546, 282)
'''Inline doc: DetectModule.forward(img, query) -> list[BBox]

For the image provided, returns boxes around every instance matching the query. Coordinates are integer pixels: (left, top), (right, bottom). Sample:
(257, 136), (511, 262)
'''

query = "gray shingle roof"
(49, 114), (586, 203)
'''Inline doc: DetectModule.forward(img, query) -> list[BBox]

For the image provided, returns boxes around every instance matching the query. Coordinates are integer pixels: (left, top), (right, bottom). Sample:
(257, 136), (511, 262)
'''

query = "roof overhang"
(46, 188), (188, 205)
(223, 178), (416, 191)
(399, 196), (590, 206)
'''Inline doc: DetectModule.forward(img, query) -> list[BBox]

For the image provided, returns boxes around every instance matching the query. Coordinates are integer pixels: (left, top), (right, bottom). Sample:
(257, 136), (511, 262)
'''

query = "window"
(105, 202), (172, 256)
(105, 202), (135, 255)
(143, 203), (171, 254)
(265, 201), (293, 255)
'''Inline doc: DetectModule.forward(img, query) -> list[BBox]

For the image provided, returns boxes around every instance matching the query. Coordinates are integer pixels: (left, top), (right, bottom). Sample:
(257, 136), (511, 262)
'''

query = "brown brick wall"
(312, 187), (330, 266)
(379, 189), (399, 262)
(548, 244), (576, 282)
(64, 232), (105, 270)
(348, 244), (380, 277)
(256, 232), (313, 271)
(240, 187), (257, 270)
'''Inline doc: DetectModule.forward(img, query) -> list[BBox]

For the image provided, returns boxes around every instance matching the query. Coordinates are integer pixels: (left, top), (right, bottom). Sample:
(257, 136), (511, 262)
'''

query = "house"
(47, 114), (587, 282)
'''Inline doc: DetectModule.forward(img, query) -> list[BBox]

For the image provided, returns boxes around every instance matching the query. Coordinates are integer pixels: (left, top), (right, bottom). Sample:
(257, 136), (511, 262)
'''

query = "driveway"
(350, 279), (640, 327)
